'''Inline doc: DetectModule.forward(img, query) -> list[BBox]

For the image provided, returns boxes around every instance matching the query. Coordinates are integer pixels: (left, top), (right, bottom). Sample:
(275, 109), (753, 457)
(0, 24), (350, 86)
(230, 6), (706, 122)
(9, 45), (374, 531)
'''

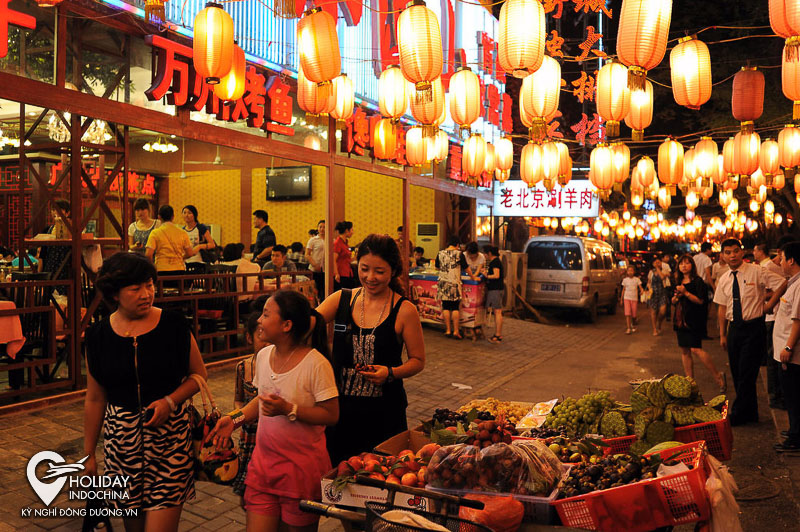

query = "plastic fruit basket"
(603, 402), (732, 461)
(551, 441), (710, 532)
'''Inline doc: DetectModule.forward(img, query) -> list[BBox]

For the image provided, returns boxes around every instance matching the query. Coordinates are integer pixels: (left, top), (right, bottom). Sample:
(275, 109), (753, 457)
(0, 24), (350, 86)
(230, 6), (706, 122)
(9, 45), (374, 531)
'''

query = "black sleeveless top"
(86, 310), (191, 411)
(332, 289), (408, 406)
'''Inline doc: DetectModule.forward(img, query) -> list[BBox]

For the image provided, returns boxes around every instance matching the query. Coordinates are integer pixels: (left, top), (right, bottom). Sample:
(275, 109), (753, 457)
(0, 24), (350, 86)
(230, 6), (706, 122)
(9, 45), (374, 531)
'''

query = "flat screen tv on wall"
(266, 166), (312, 200)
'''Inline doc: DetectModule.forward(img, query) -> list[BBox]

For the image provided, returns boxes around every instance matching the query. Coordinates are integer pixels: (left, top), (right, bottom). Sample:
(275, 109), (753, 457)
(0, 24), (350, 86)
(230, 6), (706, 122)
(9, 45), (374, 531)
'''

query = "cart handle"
(298, 500), (366, 523)
(354, 475), (485, 510)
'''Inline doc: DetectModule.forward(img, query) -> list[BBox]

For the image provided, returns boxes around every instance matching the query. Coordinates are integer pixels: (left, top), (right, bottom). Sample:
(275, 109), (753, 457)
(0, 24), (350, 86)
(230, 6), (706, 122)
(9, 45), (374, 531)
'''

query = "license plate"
(540, 283), (562, 292)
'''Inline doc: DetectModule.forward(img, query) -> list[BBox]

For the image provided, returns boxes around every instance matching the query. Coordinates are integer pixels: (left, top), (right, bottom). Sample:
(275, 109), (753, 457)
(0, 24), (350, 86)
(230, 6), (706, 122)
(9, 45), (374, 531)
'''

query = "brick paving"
(1, 308), (798, 530)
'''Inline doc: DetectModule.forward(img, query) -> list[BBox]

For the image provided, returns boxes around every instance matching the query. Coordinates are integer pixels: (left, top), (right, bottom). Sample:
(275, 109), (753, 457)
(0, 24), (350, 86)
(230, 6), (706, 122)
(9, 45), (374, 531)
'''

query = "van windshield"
(526, 241), (583, 270)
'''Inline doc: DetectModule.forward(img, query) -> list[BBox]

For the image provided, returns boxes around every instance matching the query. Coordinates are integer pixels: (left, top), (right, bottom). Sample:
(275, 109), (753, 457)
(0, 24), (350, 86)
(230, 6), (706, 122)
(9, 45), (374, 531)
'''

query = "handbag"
(187, 374), (240, 485)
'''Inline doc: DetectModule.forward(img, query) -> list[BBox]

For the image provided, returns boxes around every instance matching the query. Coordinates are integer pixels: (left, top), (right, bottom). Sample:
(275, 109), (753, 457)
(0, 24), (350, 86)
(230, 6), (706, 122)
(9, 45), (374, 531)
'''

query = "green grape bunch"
(544, 391), (616, 438)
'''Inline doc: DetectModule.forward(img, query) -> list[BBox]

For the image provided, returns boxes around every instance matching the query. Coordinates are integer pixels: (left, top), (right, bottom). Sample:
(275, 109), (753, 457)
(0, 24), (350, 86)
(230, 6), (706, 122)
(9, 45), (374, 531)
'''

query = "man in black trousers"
(714, 239), (786, 426)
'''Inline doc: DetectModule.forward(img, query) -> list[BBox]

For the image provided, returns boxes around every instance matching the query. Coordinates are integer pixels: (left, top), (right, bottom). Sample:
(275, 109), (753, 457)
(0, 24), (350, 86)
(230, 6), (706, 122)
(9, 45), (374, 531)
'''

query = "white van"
(524, 236), (619, 322)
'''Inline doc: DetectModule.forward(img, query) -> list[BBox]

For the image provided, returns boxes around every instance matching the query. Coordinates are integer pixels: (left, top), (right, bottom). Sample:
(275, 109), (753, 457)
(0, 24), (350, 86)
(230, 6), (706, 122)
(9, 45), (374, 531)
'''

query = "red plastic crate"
(603, 402), (732, 461)
(552, 442), (710, 532)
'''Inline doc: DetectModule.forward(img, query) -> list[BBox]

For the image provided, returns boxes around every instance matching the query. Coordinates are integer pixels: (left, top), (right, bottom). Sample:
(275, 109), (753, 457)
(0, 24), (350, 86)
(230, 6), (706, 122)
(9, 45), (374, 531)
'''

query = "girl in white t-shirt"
(207, 289), (339, 531)
(619, 265), (643, 334)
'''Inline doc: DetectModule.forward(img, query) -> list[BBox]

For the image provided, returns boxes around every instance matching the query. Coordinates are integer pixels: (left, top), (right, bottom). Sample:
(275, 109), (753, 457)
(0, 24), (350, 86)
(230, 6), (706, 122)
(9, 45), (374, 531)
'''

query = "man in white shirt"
(693, 243), (714, 338)
(770, 241), (800, 451)
(714, 238), (787, 426)
(305, 220), (326, 299)
(755, 242), (788, 409)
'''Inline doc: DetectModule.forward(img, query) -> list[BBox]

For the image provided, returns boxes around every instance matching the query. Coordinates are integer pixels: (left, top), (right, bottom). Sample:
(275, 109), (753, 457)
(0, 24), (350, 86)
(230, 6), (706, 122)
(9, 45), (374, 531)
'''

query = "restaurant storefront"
(0, 0), (508, 408)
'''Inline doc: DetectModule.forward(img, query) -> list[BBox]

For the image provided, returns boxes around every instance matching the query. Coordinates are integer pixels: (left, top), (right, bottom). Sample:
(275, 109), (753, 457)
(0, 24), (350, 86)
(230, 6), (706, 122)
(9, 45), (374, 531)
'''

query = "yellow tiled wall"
(166, 169), (242, 245)
(344, 168), (436, 241)
(166, 166), (436, 249)
(250, 165), (327, 246)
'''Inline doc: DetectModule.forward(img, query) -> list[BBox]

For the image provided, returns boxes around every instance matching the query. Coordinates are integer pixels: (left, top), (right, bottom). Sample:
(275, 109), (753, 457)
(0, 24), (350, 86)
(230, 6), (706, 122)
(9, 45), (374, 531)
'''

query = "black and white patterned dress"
(86, 310), (195, 510)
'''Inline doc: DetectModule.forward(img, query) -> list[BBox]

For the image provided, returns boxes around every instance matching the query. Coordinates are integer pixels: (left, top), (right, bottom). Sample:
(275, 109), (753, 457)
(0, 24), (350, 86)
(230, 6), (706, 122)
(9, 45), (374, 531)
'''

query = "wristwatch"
(287, 403), (298, 422)
(386, 366), (395, 383)
(784, 346), (793, 353)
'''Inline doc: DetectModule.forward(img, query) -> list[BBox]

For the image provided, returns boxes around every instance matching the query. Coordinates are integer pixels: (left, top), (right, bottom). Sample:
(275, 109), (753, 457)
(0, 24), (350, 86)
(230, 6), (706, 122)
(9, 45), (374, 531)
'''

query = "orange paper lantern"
(297, 66), (335, 120)
(495, 137), (514, 172)
(297, 8), (341, 87)
(397, 0), (443, 101)
(625, 80), (653, 141)
(658, 138), (684, 192)
(779, 124), (800, 170)
(379, 66), (409, 120)
(484, 143), (497, 175)
(635, 156), (656, 187)
(406, 127), (428, 167)
(694, 136), (718, 181)
(658, 186), (672, 210)
(449, 68), (482, 133)
(520, 55), (561, 139)
(670, 36), (712, 110)
(596, 61), (631, 138)
(770, 0), (800, 60)
(761, 138), (781, 187)
(732, 131), (761, 182)
(590, 144), (614, 191)
(373, 119), (397, 160)
(212, 43), (246, 101)
(410, 77), (445, 136)
(331, 74), (354, 123)
(520, 142), (544, 187)
(722, 136), (736, 176)
(782, 44), (800, 119)
(498, 0), (546, 78)
(611, 142), (630, 184)
(462, 134), (487, 178)
(617, 0), (673, 91)
(732, 67), (764, 133)
(193, 3), (235, 84)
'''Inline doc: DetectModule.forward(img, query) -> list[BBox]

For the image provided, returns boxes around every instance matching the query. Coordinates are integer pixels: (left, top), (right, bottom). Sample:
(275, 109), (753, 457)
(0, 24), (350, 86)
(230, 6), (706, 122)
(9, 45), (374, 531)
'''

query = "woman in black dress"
(672, 254), (726, 392)
(83, 252), (207, 531)
(317, 234), (426, 464)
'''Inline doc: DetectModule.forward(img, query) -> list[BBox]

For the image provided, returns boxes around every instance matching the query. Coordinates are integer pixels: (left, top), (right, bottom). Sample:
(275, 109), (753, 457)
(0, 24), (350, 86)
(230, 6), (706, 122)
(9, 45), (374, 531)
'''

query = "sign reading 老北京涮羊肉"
(493, 180), (599, 218)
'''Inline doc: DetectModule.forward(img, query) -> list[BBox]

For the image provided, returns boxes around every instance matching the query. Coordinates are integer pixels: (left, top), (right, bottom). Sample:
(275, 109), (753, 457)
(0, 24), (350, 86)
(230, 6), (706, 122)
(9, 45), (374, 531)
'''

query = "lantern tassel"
(414, 82), (433, 104)
(144, 0), (166, 23)
(459, 125), (471, 139)
(543, 178), (555, 191)
(787, 36), (800, 62)
(787, 167), (797, 180)
(530, 119), (547, 141)
(794, 101), (800, 121)
(739, 175), (750, 188)
(627, 66), (647, 92)
(423, 125), (437, 138)
(631, 129), (643, 142)
(605, 120), (620, 139)
(740, 121), (754, 134)
(336, 119), (347, 130)
(274, 0), (296, 18)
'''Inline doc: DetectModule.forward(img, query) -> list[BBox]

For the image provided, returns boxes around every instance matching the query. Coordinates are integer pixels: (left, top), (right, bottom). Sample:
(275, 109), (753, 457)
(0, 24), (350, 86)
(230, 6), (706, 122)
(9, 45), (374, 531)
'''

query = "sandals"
(444, 332), (453, 338)
(490, 335), (503, 343)
(452, 333), (464, 340)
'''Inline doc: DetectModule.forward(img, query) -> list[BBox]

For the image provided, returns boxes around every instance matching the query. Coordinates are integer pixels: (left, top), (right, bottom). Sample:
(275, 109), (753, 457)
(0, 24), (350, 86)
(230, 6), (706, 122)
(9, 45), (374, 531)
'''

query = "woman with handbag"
(647, 256), (670, 336)
(83, 252), (207, 531)
(316, 234), (426, 464)
(208, 289), (338, 531)
(182, 205), (217, 264)
(672, 254), (726, 393)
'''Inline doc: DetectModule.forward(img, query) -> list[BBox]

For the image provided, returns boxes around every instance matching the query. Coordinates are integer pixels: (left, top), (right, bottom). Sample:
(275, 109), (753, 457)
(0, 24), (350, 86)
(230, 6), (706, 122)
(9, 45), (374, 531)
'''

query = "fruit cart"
(409, 271), (486, 330)
(303, 476), (492, 532)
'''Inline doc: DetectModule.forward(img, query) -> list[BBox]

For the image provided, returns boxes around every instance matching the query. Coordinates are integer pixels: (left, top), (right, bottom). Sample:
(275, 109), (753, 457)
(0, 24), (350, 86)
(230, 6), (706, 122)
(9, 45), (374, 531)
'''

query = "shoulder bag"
(187, 374), (239, 485)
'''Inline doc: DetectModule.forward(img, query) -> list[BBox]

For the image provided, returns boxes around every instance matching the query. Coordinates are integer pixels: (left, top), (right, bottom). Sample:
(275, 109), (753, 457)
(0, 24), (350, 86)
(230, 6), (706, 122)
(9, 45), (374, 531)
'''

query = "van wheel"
(587, 295), (598, 323)
(607, 291), (618, 315)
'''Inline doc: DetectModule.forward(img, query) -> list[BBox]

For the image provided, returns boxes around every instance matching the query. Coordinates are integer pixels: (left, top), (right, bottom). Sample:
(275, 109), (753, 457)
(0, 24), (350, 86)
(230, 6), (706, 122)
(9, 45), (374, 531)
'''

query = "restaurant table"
(409, 271), (486, 329)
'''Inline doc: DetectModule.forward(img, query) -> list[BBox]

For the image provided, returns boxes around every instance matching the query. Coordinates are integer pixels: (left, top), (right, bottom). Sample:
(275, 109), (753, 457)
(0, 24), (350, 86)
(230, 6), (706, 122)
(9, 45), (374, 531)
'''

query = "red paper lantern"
(732, 67), (765, 133)
(212, 43), (246, 101)
(783, 44), (800, 119)
(770, 0), (800, 60)
(373, 119), (397, 160)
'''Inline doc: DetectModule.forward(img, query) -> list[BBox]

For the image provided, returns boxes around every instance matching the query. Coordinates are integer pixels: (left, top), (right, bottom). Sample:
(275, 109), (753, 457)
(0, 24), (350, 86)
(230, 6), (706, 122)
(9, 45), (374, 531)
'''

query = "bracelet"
(164, 395), (176, 412)
(228, 409), (245, 429)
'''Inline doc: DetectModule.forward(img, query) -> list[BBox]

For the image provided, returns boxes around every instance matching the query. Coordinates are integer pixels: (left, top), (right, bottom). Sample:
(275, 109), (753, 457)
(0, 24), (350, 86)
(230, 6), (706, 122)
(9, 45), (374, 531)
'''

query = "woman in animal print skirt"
(83, 252), (207, 531)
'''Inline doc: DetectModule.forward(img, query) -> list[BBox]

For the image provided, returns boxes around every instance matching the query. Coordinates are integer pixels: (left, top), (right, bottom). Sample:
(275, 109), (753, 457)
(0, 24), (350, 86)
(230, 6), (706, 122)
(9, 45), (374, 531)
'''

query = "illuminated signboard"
(493, 180), (600, 218)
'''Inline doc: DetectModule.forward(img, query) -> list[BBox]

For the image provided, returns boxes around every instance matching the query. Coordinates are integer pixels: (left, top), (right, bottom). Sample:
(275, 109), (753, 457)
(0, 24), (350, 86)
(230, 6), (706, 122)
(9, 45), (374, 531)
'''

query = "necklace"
(270, 346), (300, 380)
(357, 290), (391, 356)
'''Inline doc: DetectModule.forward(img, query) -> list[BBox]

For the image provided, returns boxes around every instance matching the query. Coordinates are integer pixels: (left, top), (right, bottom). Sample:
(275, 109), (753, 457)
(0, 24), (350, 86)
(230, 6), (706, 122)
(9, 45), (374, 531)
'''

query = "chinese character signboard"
(493, 180), (599, 218)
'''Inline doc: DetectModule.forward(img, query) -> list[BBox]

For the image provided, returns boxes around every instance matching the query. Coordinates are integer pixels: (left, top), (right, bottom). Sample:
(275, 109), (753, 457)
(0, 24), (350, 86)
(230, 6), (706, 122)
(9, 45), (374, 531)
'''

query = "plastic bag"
(705, 455), (743, 532)
(427, 444), (480, 490)
(510, 440), (564, 495)
(459, 494), (524, 532)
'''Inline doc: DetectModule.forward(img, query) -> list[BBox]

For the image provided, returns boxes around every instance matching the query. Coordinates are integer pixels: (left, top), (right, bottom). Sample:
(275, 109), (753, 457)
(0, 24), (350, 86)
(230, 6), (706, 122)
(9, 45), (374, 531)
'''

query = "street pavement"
(1, 304), (799, 530)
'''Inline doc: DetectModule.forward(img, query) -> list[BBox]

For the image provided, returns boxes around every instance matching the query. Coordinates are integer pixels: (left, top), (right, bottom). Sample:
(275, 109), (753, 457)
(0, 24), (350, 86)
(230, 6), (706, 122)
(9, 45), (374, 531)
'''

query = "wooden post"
(70, 113), (82, 389)
(401, 176), (410, 294)
(55, 8), (66, 89)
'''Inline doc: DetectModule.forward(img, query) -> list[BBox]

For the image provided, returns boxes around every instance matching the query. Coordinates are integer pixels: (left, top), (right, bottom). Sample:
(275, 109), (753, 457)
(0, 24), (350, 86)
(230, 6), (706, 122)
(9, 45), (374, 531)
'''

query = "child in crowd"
(207, 289), (339, 531)
(287, 242), (309, 269)
(231, 312), (269, 504)
(620, 265), (643, 334)
(483, 245), (504, 343)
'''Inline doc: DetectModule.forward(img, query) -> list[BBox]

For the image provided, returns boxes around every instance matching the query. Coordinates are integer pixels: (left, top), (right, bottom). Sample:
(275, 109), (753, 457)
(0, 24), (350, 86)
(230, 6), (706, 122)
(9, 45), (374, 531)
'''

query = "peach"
(347, 457), (364, 471)
(393, 466), (409, 478)
(364, 460), (382, 473)
(369, 472), (385, 480)
(405, 460), (421, 472)
(398, 450), (415, 461)
(416, 443), (441, 461)
(417, 466), (427, 485)
(385, 475), (401, 484)
(401, 472), (418, 487)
